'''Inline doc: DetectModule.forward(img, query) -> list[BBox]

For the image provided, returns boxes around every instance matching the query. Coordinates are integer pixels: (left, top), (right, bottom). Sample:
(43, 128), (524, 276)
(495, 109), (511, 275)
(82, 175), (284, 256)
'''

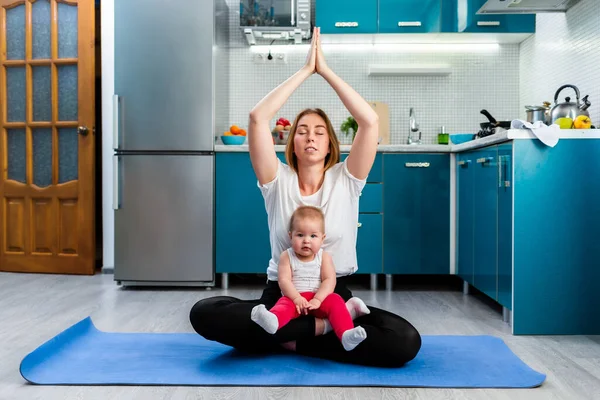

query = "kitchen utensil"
(450, 133), (475, 144)
(370, 101), (390, 145)
(480, 109), (512, 129)
(549, 84), (591, 123)
(525, 105), (549, 123)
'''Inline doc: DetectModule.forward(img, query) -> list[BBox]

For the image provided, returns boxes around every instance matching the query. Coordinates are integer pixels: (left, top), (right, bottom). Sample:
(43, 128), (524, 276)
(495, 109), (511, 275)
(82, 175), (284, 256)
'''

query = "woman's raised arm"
(314, 28), (379, 180)
(248, 28), (318, 185)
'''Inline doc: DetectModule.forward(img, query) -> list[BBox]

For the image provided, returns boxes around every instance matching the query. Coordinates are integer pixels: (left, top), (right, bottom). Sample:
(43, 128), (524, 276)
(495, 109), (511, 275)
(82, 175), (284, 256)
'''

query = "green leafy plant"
(340, 116), (358, 142)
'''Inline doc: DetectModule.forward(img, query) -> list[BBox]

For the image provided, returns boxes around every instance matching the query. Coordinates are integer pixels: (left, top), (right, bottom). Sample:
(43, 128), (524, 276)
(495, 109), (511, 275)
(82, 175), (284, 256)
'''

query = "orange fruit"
(239, 129), (247, 136)
(223, 131), (233, 136)
(230, 125), (241, 135)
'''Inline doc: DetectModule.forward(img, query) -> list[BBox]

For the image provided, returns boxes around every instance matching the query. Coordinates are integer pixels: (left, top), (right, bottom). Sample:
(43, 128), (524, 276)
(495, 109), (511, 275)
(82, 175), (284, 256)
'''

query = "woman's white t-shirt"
(258, 157), (367, 281)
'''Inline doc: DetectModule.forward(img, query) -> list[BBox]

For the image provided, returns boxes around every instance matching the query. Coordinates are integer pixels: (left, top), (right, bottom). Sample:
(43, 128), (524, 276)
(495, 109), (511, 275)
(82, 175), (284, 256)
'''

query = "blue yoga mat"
(20, 317), (546, 388)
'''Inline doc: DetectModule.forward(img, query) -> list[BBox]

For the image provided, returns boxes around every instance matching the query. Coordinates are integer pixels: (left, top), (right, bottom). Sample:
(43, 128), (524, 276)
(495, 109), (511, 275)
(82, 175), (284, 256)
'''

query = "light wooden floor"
(1, 272), (599, 400)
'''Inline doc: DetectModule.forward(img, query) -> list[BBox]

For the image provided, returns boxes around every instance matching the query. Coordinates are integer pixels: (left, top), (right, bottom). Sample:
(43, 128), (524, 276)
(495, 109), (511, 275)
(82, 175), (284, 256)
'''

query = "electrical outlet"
(273, 53), (287, 64)
(252, 53), (266, 64)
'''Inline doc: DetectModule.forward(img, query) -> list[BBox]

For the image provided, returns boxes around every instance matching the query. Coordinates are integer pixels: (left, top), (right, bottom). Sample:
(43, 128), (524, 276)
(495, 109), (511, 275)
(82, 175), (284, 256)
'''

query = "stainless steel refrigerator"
(113, 0), (228, 286)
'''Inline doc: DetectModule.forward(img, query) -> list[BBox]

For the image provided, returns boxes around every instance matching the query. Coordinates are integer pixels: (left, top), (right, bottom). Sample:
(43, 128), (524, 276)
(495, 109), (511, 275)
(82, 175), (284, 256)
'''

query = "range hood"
(477, 0), (581, 14)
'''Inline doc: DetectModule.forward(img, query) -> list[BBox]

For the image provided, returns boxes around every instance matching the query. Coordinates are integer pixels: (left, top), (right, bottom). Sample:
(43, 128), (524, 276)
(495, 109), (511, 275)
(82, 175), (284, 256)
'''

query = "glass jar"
(438, 126), (449, 145)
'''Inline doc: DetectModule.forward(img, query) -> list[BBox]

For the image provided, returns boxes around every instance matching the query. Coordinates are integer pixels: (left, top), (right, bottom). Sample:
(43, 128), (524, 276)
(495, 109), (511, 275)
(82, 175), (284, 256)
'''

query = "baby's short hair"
(289, 205), (325, 232)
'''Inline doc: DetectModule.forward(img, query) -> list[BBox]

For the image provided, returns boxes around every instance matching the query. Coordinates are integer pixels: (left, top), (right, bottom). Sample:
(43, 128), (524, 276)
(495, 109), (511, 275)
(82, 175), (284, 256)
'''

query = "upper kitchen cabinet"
(316, 0), (535, 36)
(379, 0), (455, 33)
(456, 0), (535, 33)
(316, 0), (378, 34)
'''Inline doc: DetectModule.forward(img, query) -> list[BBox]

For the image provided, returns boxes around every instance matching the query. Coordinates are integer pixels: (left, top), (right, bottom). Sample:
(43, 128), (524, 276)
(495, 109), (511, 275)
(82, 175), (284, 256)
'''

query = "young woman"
(190, 27), (421, 367)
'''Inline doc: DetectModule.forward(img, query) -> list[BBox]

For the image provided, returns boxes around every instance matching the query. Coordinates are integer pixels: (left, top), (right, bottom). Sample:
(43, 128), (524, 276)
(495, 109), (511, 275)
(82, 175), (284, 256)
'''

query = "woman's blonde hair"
(284, 108), (340, 173)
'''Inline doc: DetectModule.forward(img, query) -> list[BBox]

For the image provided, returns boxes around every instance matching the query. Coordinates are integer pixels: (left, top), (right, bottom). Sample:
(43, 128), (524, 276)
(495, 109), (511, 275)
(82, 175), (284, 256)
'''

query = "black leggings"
(189, 277), (422, 367)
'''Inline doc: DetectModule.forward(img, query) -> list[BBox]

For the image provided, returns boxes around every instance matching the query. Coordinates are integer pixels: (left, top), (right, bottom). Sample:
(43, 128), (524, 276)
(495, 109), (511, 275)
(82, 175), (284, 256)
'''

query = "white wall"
(520, 0), (600, 124)
(101, 0), (114, 270)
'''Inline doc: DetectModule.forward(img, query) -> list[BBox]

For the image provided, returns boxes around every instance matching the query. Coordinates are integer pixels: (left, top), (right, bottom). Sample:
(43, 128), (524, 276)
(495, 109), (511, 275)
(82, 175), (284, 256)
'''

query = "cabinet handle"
(290, 0), (295, 25)
(398, 21), (422, 27)
(476, 157), (493, 164)
(357, 222), (362, 228)
(113, 94), (120, 150)
(335, 21), (359, 27)
(405, 162), (430, 168)
(458, 160), (471, 166)
(477, 21), (500, 26)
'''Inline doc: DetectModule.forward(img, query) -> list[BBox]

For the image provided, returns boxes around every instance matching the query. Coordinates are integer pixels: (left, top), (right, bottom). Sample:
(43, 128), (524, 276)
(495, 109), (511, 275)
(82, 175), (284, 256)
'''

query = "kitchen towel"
(20, 317), (546, 388)
(511, 119), (560, 147)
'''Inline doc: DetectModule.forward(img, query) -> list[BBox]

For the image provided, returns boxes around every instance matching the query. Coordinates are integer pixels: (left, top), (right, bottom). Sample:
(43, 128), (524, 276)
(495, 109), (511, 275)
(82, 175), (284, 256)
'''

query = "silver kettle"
(549, 84), (591, 123)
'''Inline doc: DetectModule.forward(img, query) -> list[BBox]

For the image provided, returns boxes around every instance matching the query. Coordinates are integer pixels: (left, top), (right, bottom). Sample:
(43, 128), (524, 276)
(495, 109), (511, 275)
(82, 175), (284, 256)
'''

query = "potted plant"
(340, 116), (358, 142)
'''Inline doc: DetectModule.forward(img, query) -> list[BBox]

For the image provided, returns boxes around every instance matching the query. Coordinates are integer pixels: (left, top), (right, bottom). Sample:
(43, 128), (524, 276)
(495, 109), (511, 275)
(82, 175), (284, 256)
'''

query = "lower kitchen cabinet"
(383, 153), (450, 274)
(457, 144), (512, 308)
(215, 152), (284, 273)
(356, 213), (383, 274)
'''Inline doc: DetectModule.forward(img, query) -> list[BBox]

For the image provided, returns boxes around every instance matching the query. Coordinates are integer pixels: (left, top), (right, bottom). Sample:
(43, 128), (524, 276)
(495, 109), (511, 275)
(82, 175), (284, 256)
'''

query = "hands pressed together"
(304, 27), (329, 76)
(293, 295), (322, 315)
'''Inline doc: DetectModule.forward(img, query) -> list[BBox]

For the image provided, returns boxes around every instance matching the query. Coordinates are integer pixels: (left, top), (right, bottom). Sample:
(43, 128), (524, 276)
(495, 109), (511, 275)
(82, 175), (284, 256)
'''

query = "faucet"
(408, 107), (422, 145)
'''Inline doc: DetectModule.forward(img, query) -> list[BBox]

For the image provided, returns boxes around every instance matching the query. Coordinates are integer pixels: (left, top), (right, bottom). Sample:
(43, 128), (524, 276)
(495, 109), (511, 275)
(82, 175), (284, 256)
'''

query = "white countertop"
(215, 129), (600, 153)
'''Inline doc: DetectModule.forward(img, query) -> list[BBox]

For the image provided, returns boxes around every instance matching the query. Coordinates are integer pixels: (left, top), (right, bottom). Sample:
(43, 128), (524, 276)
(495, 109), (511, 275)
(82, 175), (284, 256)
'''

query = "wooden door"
(0, 0), (95, 274)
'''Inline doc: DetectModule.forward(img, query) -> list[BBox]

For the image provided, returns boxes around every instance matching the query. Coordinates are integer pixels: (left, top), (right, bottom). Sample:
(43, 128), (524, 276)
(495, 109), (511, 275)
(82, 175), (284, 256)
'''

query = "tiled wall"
(220, 1), (521, 145)
(520, 0), (600, 126)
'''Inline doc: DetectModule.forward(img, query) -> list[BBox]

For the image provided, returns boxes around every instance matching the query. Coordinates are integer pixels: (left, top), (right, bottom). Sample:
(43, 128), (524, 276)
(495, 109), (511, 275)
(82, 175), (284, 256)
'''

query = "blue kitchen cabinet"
(316, 0), (378, 34)
(457, 153), (474, 285)
(472, 147), (498, 301)
(356, 213), (383, 274)
(215, 152), (285, 273)
(379, 0), (456, 33)
(383, 154), (450, 274)
(497, 143), (512, 310)
(512, 139), (600, 335)
(456, 0), (535, 33)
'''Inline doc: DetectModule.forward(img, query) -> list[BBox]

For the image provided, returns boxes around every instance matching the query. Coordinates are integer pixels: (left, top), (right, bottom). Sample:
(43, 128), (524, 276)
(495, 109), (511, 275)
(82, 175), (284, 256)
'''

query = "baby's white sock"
(341, 326), (367, 351)
(251, 304), (278, 334)
(346, 297), (370, 319)
(321, 297), (370, 335)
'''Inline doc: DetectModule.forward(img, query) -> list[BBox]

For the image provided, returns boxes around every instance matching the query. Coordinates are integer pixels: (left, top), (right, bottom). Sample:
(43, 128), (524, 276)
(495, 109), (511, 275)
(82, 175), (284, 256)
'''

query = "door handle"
(405, 162), (430, 168)
(458, 160), (471, 167)
(476, 157), (493, 164)
(398, 21), (422, 27)
(477, 21), (500, 26)
(113, 156), (120, 210)
(77, 126), (89, 136)
(113, 94), (120, 150)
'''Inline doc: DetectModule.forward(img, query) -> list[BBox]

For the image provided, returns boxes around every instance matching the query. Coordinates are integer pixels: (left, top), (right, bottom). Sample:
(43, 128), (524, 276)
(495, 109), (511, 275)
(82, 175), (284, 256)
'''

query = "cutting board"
(370, 101), (390, 144)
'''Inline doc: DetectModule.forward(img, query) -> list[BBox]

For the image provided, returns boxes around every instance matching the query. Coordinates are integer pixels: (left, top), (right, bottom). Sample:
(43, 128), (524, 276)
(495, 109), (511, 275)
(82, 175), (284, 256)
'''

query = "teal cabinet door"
(356, 214), (383, 274)
(457, 153), (474, 285)
(383, 154), (450, 274)
(472, 147), (498, 301)
(316, 0), (378, 34)
(497, 144), (512, 310)
(215, 153), (285, 273)
(458, 0), (535, 33)
(379, 0), (443, 33)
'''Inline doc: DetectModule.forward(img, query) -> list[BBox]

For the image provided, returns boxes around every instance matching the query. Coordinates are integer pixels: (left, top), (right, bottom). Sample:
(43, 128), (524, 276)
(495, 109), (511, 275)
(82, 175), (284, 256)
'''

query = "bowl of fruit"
(222, 125), (247, 145)
(272, 117), (291, 144)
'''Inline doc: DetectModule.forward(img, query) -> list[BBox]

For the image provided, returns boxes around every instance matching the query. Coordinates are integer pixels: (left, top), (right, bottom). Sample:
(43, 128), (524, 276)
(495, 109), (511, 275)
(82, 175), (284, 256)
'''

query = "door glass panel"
(33, 66), (52, 121)
(58, 65), (78, 121)
(58, 2), (78, 58)
(7, 129), (27, 183)
(58, 128), (78, 183)
(32, 0), (52, 59)
(6, 4), (26, 60)
(6, 67), (26, 122)
(33, 129), (53, 187)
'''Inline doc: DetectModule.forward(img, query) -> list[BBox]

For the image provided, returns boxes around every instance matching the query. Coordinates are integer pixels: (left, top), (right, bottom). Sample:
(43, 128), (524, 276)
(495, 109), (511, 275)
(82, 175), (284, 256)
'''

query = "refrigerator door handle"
(113, 155), (120, 210)
(113, 94), (120, 150)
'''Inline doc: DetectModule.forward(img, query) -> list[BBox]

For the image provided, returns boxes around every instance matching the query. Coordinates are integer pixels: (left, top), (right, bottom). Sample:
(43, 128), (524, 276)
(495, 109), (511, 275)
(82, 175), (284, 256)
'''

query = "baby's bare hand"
(307, 299), (321, 310)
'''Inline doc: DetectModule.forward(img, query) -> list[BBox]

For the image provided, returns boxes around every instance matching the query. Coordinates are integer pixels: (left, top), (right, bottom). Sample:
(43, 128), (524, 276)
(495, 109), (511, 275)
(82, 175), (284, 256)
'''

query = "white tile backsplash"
(221, 1), (521, 145)
(520, 0), (600, 126)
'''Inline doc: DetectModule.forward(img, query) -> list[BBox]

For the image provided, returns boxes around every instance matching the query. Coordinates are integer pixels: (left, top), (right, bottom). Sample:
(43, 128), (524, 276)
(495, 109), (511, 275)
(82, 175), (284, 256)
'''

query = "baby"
(251, 205), (370, 351)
